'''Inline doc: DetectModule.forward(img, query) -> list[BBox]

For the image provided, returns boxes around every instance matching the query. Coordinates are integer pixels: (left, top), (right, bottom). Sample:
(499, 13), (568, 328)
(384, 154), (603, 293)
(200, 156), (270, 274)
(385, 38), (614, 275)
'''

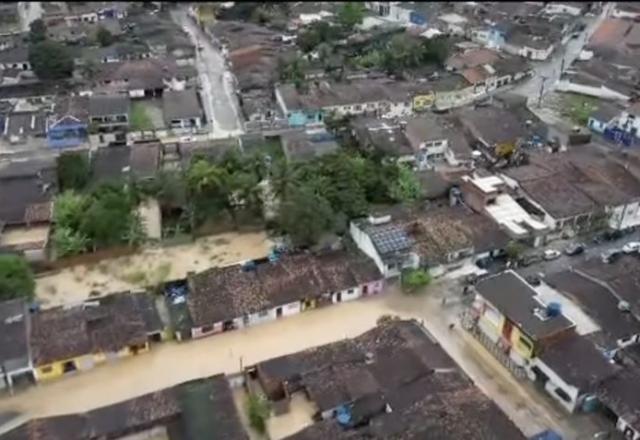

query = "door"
(336, 292), (342, 303)
(362, 284), (369, 296)
(276, 307), (283, 318)
(502, 320), (513, 341)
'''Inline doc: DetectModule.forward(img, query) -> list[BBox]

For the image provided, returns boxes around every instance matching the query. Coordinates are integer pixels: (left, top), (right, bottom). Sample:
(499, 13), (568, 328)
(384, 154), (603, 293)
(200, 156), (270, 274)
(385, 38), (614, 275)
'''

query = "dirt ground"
(35, 231), (273, 308)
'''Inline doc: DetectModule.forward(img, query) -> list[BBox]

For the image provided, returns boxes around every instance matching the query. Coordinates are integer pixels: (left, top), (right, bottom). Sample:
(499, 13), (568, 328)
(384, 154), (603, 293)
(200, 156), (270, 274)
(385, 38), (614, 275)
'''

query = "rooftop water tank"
(546, 302), (562, 317)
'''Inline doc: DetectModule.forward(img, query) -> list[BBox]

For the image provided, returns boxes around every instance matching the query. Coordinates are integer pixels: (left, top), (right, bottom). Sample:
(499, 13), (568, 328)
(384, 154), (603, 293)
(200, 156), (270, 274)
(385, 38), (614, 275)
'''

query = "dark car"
(526, 275), (542, 286)
(564, 243), (585, 256)
(518, 253), (544, 267)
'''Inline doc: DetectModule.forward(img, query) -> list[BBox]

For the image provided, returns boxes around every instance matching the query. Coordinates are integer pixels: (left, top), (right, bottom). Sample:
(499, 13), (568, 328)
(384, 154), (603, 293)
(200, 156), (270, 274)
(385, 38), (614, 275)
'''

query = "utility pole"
(537, 76), (547, 108)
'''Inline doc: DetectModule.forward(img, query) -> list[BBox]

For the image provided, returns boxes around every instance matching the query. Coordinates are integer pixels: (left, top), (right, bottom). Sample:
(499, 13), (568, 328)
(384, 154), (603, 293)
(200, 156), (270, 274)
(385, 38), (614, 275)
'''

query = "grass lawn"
(560, 94), (599, 126)
(130, 103), (155, 131)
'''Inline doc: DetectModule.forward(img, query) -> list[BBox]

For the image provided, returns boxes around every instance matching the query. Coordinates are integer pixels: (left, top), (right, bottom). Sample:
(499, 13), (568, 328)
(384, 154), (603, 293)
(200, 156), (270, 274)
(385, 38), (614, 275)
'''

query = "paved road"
(170, 9), (244, 138)
(17, 2), (43, 32)
(512, 3), (614, 104)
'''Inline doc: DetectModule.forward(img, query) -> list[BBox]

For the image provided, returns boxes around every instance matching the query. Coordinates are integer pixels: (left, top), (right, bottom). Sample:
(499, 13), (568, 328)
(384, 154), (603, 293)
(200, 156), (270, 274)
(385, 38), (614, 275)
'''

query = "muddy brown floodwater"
(35, 231), (273, 308)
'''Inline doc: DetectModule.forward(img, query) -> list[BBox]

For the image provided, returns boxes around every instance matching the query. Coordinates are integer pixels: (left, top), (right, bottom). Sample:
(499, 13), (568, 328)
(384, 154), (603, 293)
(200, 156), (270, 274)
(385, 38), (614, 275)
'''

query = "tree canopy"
(57, 152), (90, 191)
(0, 255), (35, 301)
(278, 185), (336, 248)
(29, 40), (74, 80)
(337, 2), (365, 29)
(96, 26), (114, 47)
(28, 19), (47, 43)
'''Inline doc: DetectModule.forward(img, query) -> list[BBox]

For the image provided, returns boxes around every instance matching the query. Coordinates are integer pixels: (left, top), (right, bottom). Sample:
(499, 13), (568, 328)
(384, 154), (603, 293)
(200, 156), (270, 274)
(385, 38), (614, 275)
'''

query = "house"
(556, 59), (638, 102)
(0, 299), (33, 391)
(0, 158), (57, 262)
(92, 58), (197, 99)
(3, 110), (47, 148)
(501, 151), (640, 235)
(249, 319), (526, 439)
(162, 89), (204, 131)
(63, 1), (127, 25)
(0, 374), (248, 440)
(587, 101), (627, 134)
(546, 269), (640, 350)
(460, 174), (549, 246)
(0, 47), (30, 71)
(30, 292), (163, 382)
(275, 79), (418, 127)
(503, 23), (558, 61)
(350, 118), (416, 166)
(468, 271), (616, 412)
(404, 114), (475, 169)
(364, 2), (429, 28)
(47, 96), (90, 149)
(91, 145), (132, 184)
(598, 370), (640, 440)
(542, 2), (587, 16)
(350, 205), (509, 278)
(281, 127), (339, 162)
(183, 251), (383, 340)
(612, 3), (640, 20)
(456, 103), (547, 157)
(88, 94), (130, 131)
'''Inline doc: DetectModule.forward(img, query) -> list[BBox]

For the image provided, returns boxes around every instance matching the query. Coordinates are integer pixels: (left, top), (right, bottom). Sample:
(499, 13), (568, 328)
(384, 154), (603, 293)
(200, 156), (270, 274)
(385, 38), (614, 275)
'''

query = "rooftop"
(89, 94), (130, 117)
(258, 320), (525, 440)
(281, 128), (340, 162)
(475, 271), (575, 340)
(162, 89), (203, 123)
(351, 118), (414, 158)
(187, 251), (381, 327)
(30, 292), (161, 366)
(1, 374), (248, 440)
(0, 299), (30, 374)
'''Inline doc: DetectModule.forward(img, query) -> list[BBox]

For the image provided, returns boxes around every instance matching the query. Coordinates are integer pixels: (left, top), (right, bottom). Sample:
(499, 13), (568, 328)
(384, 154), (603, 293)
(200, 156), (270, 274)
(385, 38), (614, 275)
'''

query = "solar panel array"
(369, 225), (414, 255)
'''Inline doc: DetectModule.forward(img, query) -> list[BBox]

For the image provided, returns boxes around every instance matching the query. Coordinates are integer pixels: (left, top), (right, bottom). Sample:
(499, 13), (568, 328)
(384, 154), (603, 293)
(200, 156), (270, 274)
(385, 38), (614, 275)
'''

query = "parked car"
(518, 253), (544, 267)
(526, 274), (541, 286)
(601, 249), (622, 264)
(543, 249), (561, 260)
(622, 242), (640, 254)
(564, 243), (585, 256)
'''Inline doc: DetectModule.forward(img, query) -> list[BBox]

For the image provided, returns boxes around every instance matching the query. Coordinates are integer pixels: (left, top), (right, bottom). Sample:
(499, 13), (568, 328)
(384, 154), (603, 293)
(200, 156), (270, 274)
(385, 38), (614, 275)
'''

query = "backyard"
(130, 102), (156, 131)
(35, 231), (273, 308)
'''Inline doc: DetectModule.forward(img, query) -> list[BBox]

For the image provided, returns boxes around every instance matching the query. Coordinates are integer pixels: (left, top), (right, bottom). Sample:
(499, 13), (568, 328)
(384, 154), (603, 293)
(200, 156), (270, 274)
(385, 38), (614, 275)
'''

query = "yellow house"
(31, 292), (163, 382)
(472, 271), (576, 366)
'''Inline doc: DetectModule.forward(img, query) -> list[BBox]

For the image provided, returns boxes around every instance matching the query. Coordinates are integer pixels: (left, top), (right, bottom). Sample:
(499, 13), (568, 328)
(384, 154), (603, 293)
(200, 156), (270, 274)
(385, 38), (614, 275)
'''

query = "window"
(354, 105), (362, 111)
(554, 387), (572, 403)
(201, 325), (214, 333)
(518, 336), (533, 353)
(40, 366), (53, 374)
(258, 310), (270, 317)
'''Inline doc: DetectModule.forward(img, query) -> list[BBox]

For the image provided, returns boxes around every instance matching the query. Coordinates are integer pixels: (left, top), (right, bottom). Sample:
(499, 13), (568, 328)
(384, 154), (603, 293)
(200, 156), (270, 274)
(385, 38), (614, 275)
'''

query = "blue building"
(46, 97), (89, 149)
(275, 84), (325, 128)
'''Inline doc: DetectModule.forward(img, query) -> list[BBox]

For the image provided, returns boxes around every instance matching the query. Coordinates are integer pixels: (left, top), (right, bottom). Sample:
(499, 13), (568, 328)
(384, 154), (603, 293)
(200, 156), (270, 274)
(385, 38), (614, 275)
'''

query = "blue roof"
(529, 430), (562, 440)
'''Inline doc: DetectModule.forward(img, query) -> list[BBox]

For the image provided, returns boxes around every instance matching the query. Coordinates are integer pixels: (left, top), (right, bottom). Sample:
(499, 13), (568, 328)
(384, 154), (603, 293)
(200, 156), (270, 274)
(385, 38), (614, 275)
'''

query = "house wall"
(34, 343), (149, 382)
(617, 417), (640, 440)
(528, 357), (581, 413)
(349, 221), (391, 277)
(47, 122), (89, 149)
(587, 117), (609, 133)
(556, 80), (630, 101)
(0, 61), (31, 71)
(434, 86), (476, 110)
(609, 201), (640, 230)
(413, 93), (435, 111)
(612, 9), (640, 20)
(544, 4), (582, 16)
(332, 286), (361, 304)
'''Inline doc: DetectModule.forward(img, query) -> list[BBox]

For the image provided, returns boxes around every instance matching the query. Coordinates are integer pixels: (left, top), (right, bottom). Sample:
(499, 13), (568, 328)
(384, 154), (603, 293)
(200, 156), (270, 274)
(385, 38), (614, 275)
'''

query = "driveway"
(170, 8), (244, 137)
(0, 284), (609, 439)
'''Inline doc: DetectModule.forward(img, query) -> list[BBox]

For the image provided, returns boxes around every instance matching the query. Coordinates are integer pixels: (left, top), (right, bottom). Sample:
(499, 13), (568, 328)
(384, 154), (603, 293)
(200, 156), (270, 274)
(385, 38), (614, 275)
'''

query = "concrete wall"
(556, 80), (630, 101)
(617, 417), (640, 440)
(609, 201), (640, 230)
(528, 357), (581, 413)
(349, 221), (392, 277)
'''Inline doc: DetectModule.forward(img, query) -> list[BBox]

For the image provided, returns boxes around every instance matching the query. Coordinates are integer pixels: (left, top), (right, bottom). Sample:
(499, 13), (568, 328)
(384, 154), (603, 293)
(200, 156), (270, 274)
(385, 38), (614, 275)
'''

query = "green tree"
(80, 185), (137, 248)
(52, 226), (90, 257)
(401, 268), (431, 294)
(246, 393), (271, 434)
(29, 40), (74, 80)
(0, 255), (35, 301)
(53, 191), (90, 231)
(57, 152), (90, 191)
(389, 164), (422, 203)
(297, 21), (333, 52)
(337, 2), (365, 29)
(278, 185), (336, 247)
(505, 240), (525, 261)
(28, 19), (47, 43)
(96, 26), (114, 47)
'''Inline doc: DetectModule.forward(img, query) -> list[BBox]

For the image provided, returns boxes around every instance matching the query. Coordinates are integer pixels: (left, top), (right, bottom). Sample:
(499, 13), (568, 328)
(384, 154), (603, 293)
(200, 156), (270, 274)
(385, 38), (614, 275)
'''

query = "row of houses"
(0, 292), (164, 389)
(0, 320), (528, 439)
(469, 254), (640, 439)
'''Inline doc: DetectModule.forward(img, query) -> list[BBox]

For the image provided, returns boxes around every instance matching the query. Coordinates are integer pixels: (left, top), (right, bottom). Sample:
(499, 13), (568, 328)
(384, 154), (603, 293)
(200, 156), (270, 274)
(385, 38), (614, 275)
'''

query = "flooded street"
(0, 282), (600, 439)
(35, 231), (272, 308)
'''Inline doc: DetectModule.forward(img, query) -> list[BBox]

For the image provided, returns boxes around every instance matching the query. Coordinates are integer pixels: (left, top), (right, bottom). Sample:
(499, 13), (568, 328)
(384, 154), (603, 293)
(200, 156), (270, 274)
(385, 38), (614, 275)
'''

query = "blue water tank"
(546, 302), (562, 317)
(336, 405), (352, 426)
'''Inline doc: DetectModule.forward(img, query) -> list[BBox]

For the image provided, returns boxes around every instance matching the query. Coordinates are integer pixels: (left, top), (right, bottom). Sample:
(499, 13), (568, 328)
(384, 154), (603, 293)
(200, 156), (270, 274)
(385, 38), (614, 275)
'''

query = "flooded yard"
(35, 231), (273, 308)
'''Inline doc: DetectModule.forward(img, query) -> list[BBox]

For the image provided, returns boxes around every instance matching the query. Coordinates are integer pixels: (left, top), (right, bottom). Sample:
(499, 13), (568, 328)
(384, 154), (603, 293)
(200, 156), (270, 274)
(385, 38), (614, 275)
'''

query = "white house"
(543, 3), (584, 16)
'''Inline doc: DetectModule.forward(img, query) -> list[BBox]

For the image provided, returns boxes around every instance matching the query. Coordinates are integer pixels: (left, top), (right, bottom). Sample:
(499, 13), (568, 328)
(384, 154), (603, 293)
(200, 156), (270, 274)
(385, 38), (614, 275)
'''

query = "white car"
(543, 249), (561, 260)
(622, 242), (640, 254)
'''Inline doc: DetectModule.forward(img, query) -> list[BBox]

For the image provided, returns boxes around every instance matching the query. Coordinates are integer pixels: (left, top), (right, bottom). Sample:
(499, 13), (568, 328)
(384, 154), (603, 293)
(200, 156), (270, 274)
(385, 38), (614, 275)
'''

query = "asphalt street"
(171, 9), (244, 137)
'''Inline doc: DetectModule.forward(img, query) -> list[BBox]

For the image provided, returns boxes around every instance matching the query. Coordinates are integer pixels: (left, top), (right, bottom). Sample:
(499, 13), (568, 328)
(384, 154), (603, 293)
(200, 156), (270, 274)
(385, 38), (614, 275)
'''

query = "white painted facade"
(612, 8), (640, 20)
(349, 221), (394, 277)
(325, 99), (413, 119)
(556, 80), (630, 101)
(527, 357), (582, 412)
(617, 417), (640, 440)
(543, 3), (583, 16)
(608, 201), (640, 230)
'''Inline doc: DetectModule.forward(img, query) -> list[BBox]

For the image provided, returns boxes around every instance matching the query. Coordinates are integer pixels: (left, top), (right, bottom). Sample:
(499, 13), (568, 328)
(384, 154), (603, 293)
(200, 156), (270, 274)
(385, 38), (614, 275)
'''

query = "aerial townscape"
(2, 1), (640, 439)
